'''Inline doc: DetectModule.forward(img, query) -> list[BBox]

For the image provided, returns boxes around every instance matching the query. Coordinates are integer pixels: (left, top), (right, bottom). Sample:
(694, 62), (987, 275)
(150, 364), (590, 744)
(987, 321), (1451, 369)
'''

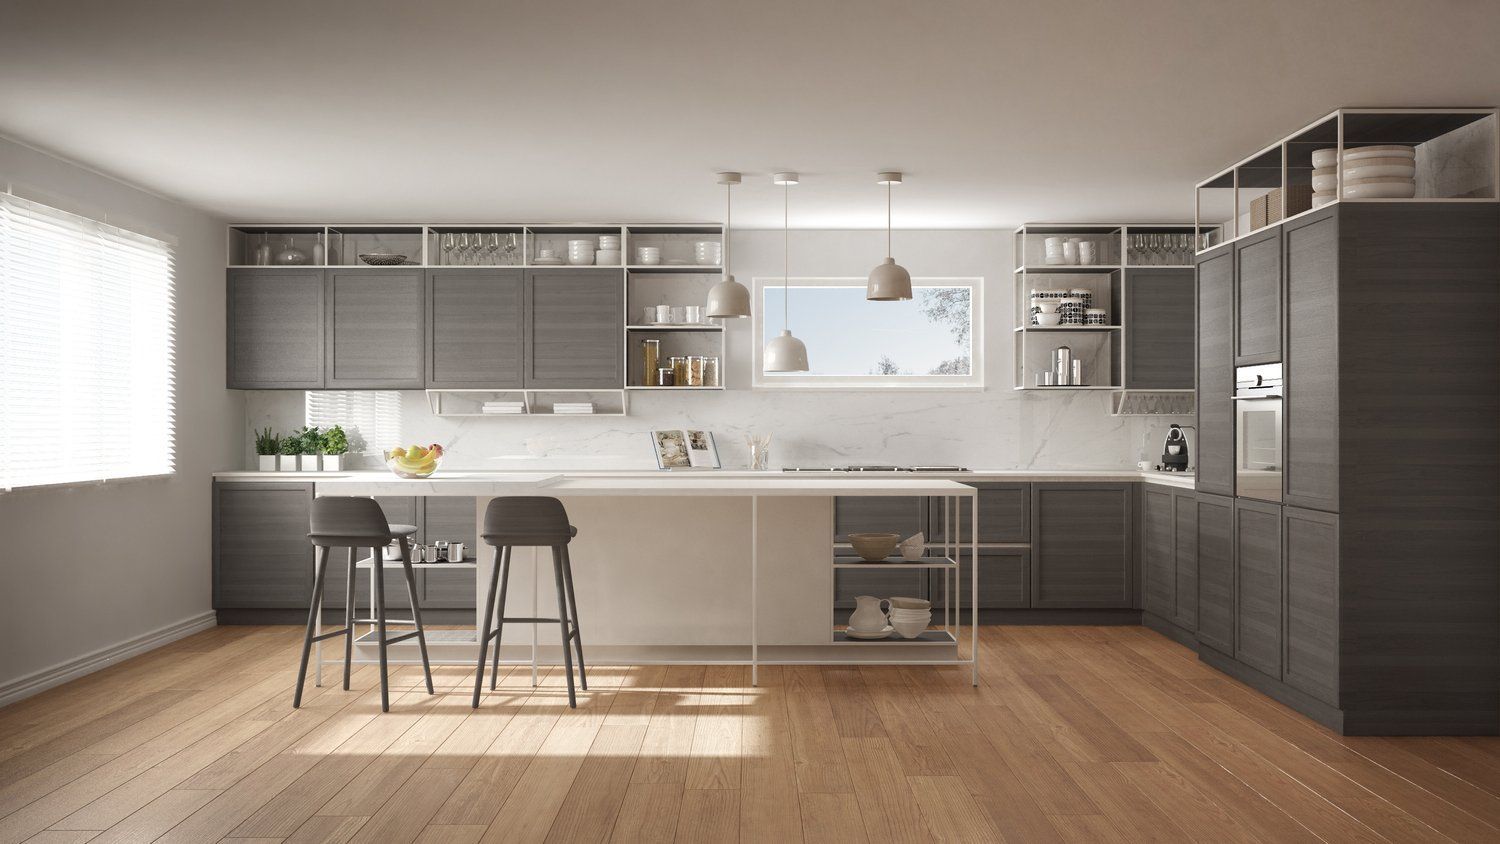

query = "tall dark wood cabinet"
(1282, 214), (1339, 512)
(1195, 247), (1235, 496)
(226, 269), (325, 389)
(524, 269), (624, 388)
(1283, 506), (1338, 707)
(1233, 498), (1282, 679)
(324, 269), (426, 389)
(426, 269), (525, 388)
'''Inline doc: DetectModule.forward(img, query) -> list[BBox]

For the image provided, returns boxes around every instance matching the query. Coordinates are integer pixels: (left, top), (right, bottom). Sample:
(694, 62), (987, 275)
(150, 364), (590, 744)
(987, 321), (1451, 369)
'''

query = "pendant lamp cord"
(724, 180), (731, 276)
(783, 182), (790, 331)
(886, 181), (892, 259)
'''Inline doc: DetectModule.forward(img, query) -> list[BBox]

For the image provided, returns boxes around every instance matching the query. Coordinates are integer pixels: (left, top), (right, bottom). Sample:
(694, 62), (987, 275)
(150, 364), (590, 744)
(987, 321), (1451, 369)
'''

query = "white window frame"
(751, 276), (984, 390)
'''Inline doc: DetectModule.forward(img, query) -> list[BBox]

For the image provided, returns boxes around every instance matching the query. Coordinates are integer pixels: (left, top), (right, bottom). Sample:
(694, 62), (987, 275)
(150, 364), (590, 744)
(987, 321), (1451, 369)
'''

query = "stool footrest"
(311, 628), (351, 643)
(381, 631), (422, 646)
(488, 616), (571, 625)
(353, 617), (418, 626)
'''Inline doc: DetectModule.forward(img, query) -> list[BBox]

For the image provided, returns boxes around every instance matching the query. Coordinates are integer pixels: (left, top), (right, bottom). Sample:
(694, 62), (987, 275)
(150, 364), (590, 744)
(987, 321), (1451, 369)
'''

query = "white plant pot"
(322, 454), (342, 472)
(258, 455), (276, 472)
(299, 454), (320, 472)
(278, 455), (298, 471)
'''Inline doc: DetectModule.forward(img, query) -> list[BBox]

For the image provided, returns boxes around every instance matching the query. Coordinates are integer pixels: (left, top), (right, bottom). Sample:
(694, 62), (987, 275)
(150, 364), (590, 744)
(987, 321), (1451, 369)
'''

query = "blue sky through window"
(762, 285), (972, 377)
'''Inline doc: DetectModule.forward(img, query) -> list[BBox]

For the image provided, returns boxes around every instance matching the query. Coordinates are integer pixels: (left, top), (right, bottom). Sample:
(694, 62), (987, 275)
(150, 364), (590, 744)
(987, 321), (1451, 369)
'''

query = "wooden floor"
(3, 627), (1500, 843)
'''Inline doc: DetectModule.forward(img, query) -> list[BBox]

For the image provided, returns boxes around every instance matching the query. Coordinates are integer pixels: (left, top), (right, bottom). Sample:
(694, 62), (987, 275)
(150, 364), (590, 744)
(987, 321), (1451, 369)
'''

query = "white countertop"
(215, 467), (1196, 490)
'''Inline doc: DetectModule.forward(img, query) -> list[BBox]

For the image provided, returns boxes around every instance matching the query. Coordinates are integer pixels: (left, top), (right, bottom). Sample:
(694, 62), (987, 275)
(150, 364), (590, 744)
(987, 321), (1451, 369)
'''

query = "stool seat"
(389, 523), (419, 537)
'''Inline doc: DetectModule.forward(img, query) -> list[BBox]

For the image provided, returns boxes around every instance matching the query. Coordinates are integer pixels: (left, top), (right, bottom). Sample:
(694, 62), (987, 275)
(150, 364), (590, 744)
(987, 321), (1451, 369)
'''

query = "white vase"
(322, 454), (342, 472)
(299, 454), (320, 471)
(847, 596), (891, 635)
(258, 455), (276, 472)
(278, 455), (298, 471)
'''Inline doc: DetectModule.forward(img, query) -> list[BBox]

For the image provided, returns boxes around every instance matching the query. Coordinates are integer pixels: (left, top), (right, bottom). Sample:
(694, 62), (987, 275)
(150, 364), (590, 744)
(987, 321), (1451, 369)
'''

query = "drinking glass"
(1130, 234), (1146, 265)
(486, 233), (501, 265)
(441, 233), (456, 265)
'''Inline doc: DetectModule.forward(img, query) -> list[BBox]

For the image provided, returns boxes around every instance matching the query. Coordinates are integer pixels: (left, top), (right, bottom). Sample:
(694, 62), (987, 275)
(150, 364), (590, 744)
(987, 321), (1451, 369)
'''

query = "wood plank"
(610, 782), (683, 843)
(684, 665), (743, 790)
(544, 724), (645, 843)
(797, 792), (865, 844)
(630, 666), (703, 785)
(284, 814), (368, 844)
(784, 668), (852, 794)
(906, 775), (1004, 841)
(674, 789), (737, 843)
(737, 666), (800, 844)
(840, 738), (932, 843)
(349, 768), (466, 844)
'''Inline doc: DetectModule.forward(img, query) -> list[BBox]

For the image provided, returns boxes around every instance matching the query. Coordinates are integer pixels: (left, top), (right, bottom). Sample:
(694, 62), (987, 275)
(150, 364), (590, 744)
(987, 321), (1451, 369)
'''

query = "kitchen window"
(0, 193), (176, 490)
(305, 390), (403, 454)
(753, 277), (982, 388)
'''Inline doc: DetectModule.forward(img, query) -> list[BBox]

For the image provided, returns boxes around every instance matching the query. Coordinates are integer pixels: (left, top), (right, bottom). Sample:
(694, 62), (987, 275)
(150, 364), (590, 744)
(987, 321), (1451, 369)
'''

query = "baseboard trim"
(0, 610), (218, 708)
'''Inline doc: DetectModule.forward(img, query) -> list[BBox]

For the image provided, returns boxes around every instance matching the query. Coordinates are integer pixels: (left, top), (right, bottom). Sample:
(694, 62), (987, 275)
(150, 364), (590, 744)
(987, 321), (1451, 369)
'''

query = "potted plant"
(277, 433), (300, 471)
(294, 425), (322, 471)
(320, 425), (349, 472)
(254, 427), (279, 471)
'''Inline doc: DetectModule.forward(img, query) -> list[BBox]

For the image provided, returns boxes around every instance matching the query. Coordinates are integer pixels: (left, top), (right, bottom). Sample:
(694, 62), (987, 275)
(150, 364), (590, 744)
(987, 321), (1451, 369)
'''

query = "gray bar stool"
(473, 496), (586, 708)
(295, 496), (434, 712)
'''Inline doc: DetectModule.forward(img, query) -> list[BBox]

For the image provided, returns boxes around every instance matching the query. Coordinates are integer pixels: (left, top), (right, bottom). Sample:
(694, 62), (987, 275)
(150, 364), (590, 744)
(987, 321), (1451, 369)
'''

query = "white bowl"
(1343, 145), (1414, 162)
(594, 249), (621, 265)
(1311, 169), (1338, 193)
(889, 611), (931, 622)
(1311, 148), (1339, 169)
(891, 620), (928, 639)
(1342, 159), (1417, 181)
(567, 252), (595, 265)
(1034, 312), (1061, 327)
(1342, 178), (1416, 199)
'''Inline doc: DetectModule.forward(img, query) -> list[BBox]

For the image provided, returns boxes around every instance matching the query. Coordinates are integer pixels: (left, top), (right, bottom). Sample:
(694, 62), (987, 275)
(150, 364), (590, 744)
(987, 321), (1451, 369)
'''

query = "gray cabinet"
(422, 496), (479, 608)
(1284, 506), (1338, 706)
(926, 482), (1029, 544)
(1172, 489), (1198, 630)
(524, 269), (624, 388)
(1196, 247), (1235, 496)
(1234, 228), (1282, 365)
(214, 482), (314, 608)
(325, 269), (426, 388)
(1234, 498), (1282, 678)
(1194, 492), (1235, 656)
(1283, 212), (1339, 513)
(427, 269), (525, 388)
(930, 550), (1029, 610)
(1124, 269), (1195, 389)
(1030, 484), (1134, 608)
(226, 269), (325, 389)
(1141, 486), (1174, 619)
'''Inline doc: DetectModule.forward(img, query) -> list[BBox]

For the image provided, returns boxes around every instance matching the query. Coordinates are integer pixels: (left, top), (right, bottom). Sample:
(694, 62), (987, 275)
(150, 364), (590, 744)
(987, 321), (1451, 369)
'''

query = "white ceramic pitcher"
(849, 596), (891, 635)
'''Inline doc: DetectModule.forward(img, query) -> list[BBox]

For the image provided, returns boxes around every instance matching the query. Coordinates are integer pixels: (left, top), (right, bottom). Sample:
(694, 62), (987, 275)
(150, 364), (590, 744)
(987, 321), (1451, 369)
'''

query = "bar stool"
(295, 496), (434, 712)
(473, 497), (586, 708)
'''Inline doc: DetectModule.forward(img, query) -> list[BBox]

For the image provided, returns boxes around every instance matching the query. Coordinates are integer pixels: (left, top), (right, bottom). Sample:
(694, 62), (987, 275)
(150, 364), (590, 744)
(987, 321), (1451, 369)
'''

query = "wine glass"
(441, 233), (456, 265)
(1130, 233), (1146, 266)
(486, 233), (501, 265)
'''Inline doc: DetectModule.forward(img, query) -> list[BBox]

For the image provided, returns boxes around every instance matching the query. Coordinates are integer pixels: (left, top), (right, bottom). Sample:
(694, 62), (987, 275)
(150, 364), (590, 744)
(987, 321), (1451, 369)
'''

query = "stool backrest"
(482, 496), (573, 546)
(309, 496), (393, 546)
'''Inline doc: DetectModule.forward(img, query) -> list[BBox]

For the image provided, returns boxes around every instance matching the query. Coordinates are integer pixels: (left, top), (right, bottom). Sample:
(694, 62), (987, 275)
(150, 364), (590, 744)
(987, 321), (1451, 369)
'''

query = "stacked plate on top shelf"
(1311, 145), (1417, 207)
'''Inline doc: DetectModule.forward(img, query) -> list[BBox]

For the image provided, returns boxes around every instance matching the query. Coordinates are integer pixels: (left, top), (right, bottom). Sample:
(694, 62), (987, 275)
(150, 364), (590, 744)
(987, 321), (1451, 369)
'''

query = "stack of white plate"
(1311, 145), (1417, 206)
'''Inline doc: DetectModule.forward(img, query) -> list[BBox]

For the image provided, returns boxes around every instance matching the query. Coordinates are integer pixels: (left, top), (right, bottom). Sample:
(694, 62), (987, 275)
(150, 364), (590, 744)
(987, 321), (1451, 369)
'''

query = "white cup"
(655, 304), (674, 324)
(1078, 241), (1096, 265)
(537, 248), (557, 261)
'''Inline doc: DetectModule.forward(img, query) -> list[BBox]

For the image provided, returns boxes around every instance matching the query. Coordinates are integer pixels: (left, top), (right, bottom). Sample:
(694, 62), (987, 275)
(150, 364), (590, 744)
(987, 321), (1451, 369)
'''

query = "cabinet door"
(1283, 212), (1340, 513)
(423, 496), (479, 609)
(1234, 498), (1282, 678)
(1125, 269), (1196, 389)
(427, 269), (525, 388)
(1284, 506), (1339, 706)
(325, 269), (426, 388)
(1234, 228), (1282, 365)
(1141, 486), (1175, 618)
(1196, 248), (1235, 496)
(525, 269), (624, 388)
(324, 496), (420, 610)
(1172, 490), (1199, 630)
(835, 496), (926, 542)
(926, 483), (1030, 544)
(226, 269), (325, 389)
(1195, 493), (1235, 655)
(1030, 484), (1134, 608)
(214, 482), (314, 608)
(930, 550), (1030, 610)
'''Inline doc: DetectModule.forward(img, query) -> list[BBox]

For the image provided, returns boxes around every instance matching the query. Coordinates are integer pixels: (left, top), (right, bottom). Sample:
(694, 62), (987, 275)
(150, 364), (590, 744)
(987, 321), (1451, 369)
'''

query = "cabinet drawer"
(927, 483), (1029, 544)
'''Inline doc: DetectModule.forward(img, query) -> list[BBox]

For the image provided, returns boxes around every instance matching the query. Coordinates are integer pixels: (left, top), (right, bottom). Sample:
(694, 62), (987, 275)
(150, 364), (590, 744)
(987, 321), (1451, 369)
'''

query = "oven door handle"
(1231, 394), (1282, 401)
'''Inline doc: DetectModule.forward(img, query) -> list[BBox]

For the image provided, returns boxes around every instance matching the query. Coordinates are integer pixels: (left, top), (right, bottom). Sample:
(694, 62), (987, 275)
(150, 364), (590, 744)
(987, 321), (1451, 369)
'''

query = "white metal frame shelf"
(423, 388), (629, 417)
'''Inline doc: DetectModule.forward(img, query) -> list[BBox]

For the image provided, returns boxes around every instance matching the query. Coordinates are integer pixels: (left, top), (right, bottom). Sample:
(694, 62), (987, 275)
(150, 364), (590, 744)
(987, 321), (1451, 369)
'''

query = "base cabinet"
(1141, 487), (1174, 619)
(1284, 507), (1339, 706)
(214, 483), (316, 608)
(1194, 493), (1235, 656)
(1234, 498), (1283, 678)
(1031, 484), (1134, 608)
(930, 550), (1030, 610)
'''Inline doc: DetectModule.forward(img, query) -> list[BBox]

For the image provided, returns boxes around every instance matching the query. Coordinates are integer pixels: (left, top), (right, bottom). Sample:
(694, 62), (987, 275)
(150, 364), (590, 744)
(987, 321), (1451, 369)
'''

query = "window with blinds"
(0, 193), (176, 490)
(305, 390), (402, 454)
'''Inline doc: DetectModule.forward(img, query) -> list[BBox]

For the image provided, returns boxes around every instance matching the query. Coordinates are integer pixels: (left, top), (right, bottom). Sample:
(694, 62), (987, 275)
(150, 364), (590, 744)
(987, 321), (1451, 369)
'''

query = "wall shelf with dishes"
(1196, 107), (1499, 254)
(1014, 222), (1200, 391)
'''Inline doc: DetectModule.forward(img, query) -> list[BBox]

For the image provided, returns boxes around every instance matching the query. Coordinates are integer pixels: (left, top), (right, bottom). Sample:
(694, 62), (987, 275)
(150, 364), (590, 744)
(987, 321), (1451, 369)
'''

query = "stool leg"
(294, 546), (331, 708)
(373, 547), (390, 712)
(473, 545), (503, 709)
(551, 546), (576, 708)
(560, 545), (586, 691)
(400, 537), (435, 695)
(343, 547), (355, 691)
(491, 546), (512, 690)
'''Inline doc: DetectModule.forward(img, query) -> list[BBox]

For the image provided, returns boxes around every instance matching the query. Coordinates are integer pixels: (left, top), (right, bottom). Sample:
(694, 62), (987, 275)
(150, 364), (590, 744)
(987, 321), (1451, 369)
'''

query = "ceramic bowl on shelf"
(889, 596), (931, 610)
(359, 253), (407, 266)
(848, 532), (901, 561)
(1342, 177), (1416, 199)
(1342, 158), (1417, 181)
(594, 249), (621, 265)
(1034, 312), (1062, 327)
(1311, 148), (1340, 169)
(1342, 144), (1414, 162)
(1311, 168), (1338, 193)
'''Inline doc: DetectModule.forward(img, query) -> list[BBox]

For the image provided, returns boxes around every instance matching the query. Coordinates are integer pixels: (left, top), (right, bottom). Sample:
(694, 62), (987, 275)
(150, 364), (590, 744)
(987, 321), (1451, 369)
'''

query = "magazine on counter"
(650, 429), (721, 470)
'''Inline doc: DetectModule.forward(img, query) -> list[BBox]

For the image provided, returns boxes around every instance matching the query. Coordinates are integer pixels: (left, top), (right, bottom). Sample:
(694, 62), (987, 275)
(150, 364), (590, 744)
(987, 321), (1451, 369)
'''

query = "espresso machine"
(1161, 424), (1191, 472)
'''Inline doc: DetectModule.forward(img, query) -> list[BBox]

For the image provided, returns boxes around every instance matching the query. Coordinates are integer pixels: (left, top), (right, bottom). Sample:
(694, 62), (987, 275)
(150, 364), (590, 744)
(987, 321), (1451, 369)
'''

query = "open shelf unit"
(423, 388), (628, 417)
(1013, 222), (1202, 391)
(1196, 107), (1499, 254)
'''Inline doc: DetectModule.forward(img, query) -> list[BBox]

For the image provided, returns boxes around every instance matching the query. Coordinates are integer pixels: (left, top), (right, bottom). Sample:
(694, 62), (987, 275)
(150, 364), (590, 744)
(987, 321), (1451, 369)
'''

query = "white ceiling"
(3, 0), (1499, 228)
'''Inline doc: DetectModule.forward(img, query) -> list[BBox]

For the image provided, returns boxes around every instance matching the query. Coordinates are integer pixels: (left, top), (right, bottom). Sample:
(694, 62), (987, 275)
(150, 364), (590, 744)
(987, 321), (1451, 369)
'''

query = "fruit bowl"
(848, 532), (902, 562)
(383, 444), (445, 479)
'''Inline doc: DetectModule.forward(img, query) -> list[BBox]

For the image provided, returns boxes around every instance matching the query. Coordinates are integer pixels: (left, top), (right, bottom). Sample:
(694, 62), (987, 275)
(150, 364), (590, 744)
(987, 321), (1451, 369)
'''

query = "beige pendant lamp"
(763, 172), (809, 372)
(704, 172), (751, 318)
(866, 171), (912, 301)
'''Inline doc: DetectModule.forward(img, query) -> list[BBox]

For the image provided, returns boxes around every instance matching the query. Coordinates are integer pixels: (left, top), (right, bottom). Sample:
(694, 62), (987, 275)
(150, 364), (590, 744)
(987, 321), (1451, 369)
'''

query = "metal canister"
(448, 542), (465, 563)
(1052, 345), (1074, 385)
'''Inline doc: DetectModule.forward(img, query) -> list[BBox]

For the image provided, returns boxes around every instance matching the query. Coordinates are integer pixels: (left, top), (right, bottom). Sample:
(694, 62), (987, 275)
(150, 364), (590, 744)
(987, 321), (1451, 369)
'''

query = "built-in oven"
(1233, 362), (1283, 502)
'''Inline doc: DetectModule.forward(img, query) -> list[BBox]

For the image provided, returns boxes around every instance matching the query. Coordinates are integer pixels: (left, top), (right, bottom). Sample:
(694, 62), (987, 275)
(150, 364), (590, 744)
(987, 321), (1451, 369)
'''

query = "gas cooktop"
(781, 465), (970, 473)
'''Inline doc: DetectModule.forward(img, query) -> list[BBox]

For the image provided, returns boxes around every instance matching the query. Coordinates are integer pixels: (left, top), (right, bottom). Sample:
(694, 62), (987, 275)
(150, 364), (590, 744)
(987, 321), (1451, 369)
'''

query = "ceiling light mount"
(876, 172), (903, 186)
(772, 172), (800, 185)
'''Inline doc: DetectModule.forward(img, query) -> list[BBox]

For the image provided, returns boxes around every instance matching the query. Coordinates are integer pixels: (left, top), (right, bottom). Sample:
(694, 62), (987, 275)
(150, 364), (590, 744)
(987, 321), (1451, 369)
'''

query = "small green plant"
(254, 427), (280, 456)
(292, 425), (323, 455)
(320, 425), (349, 456)
(278, 435), (301, 456)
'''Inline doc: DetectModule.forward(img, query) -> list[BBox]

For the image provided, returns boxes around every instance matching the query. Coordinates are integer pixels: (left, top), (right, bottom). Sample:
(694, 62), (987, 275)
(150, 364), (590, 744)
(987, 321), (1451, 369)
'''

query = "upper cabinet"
(1123, 268), (1195, 389)
(1234, 228), (1282, 365)
(1195, 246), (1235, 497)
(525, 269), (624, 389)
(227, 268), (325, 389)
(325, 269), (426, 389)
(426, 269), (526, 388)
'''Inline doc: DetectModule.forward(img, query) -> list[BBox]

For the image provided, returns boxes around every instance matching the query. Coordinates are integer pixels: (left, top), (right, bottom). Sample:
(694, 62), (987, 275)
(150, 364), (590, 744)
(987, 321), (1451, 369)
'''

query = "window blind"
(305, 390), (402, 454)
(0, 193), (176, 490)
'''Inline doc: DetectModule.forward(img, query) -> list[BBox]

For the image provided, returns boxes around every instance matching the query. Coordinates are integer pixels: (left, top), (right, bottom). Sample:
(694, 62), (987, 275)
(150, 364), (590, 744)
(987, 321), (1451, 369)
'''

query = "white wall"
(0, 137), (240, 698)
(246, 230), (1189, 470)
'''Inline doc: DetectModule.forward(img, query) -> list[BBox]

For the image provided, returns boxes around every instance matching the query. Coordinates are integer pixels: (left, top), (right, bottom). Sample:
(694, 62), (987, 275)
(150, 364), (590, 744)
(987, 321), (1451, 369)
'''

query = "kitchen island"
(308, 472), (982, 685)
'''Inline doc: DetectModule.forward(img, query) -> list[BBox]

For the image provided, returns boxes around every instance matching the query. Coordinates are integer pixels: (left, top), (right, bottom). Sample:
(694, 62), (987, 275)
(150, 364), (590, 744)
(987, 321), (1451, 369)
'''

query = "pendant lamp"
(763, 173), (809, 372)
(866, 171), (912, 301)
(704, 172), (751, 318)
